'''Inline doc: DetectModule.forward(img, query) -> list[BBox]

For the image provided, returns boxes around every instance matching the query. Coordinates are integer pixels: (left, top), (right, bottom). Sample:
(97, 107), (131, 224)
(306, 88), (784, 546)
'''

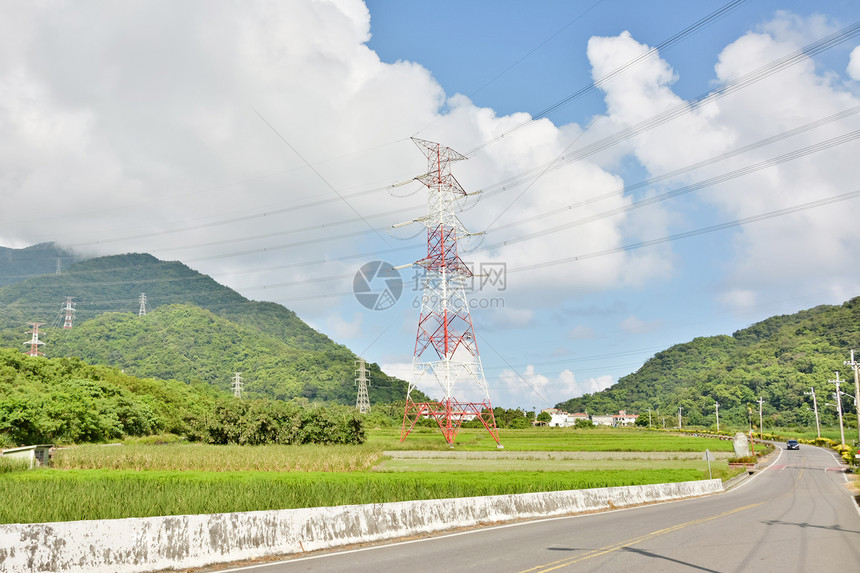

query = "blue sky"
(2, 0), (860, 411)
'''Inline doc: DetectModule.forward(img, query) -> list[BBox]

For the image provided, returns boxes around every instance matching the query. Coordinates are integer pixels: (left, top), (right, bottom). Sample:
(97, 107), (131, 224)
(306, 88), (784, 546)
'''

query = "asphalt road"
(217, 444), (860, 573)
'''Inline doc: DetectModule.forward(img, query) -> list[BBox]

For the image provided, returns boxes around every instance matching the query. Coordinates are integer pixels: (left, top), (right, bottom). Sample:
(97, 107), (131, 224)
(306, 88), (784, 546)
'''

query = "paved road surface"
(216, 444), (860, 573)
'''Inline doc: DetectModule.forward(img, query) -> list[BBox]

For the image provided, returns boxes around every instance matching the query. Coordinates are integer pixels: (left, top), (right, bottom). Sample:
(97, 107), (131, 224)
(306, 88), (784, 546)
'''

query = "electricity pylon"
(138, 293), (148, 317)
(62, 297), (76, 329)
(397, 138), (501, 448)
(355, 358), (371, 414)
(24, 322), (46, 357)
(232, 372), (243, 399)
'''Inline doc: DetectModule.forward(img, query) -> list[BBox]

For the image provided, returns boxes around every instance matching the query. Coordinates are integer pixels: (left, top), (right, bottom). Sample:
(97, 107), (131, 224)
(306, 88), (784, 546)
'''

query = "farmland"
(1, 427), (745, 524)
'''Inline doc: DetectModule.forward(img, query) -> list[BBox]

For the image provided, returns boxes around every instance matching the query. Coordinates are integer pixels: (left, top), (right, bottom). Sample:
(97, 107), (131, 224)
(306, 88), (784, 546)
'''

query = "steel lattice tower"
(138, 293), (148, 317)
(24, 322), (46, 357)
(355, 358), (371, 414)
(400, 138), (501, 447)
(62, 297), (76, 329)
(232, 372), (243, 399)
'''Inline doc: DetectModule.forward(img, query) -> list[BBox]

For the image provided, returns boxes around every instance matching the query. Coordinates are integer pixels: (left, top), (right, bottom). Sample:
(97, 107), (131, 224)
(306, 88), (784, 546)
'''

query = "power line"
(465, 0), (750, 157)
(480, 127), (860, 251)
(472, 18), (860, 228)
(508, 188), (860, 274)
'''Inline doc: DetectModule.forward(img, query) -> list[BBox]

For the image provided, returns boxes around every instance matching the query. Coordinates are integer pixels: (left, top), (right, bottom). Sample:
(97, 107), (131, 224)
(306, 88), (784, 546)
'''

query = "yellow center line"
(519, 502), (766, 573)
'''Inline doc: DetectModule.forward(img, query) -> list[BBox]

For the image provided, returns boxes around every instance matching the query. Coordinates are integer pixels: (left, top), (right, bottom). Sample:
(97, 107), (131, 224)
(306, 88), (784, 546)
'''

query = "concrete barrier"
(0, 479), (723, 573)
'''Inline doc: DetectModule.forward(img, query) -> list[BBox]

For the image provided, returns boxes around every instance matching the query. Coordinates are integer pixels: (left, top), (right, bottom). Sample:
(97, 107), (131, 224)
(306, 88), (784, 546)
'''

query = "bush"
(186, 399), (365, 445)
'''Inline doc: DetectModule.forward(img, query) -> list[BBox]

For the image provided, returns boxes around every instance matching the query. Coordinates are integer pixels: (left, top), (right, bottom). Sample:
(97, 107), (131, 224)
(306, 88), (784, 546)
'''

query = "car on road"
(786, 439), (800, 450)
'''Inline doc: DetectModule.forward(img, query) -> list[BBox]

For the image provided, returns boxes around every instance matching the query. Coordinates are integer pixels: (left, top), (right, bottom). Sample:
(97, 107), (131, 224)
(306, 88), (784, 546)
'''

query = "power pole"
(24, 322), (46, 357)
(804, 387), (821, 438)
(355, 358), (371, 414)
(715, 401), (720, 432)
(397, 138), (501, 448)
(648, 407), (652, 428)
(829, 372), (846, 446)
(232, 372), (243, 399)
(61, 297), (76, 329)
(677, 406), (682, 429)
(138, 293), (148, 317)
(758, 397), (764, 440)
(844, 350), (860, 445)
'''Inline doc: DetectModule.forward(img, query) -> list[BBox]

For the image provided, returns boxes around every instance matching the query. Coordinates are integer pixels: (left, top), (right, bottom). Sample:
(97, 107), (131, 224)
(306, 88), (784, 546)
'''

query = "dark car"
(786, 439), (800, 450)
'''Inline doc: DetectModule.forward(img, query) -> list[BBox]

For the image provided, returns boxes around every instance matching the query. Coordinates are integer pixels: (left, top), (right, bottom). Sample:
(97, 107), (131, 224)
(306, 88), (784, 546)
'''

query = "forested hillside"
(0, 242), (83, 287)
(557, 297), (860, 430)
(0, 249), (419, 406)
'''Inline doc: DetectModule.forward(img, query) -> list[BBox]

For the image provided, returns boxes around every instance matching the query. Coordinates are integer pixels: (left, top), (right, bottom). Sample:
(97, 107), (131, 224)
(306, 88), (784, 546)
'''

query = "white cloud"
(848, 45), (860, 81)
(620, 315), (660, 334)
(327, 311), (363, 340)
(591, 13), (860, 310)
(567, 325), (595, 339)
(718, 288), (757, 313)
(496, 365), (614, 407)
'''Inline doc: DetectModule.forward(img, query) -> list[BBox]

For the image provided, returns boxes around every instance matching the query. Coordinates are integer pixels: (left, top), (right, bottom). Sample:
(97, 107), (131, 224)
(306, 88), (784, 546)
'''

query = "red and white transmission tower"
(62, 296), (76, 329)
(399, 138), (501, 448)
(24, 322), (46, 357)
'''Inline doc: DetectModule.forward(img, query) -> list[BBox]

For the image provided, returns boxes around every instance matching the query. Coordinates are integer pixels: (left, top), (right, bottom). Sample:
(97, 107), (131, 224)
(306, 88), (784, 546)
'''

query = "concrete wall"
(0, 479), (723, 573)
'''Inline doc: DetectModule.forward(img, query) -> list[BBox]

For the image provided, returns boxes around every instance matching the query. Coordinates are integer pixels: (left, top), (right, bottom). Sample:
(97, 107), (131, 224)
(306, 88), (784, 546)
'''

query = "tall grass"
(53, 443), (384, 472)
(0, 468), (704, 524)
(0, 457), (29, 473)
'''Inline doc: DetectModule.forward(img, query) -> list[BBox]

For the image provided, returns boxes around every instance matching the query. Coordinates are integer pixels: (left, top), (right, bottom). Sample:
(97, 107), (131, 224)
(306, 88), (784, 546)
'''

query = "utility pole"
(844, 350), (860, 445)
(804, 387), (821, 438)
(355, 358), (371, 414)
(23, 323), (46, 357)
(232, 372), (243, 399)
(758, 397), (764, 440)
(829, 372), (846, 446)
(138, 293), (148, 317)
(648, 407), (652, 428)
(715, 401), (720, 432)
(397, 138), (501, 448)
(61, 297), (76, 329)
(677, 406), (682, 429)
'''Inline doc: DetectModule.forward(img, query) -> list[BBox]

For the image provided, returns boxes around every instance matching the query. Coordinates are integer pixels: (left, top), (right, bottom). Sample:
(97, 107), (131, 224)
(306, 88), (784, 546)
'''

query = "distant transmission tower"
(55, 258), (62, 275)
(398, 138), (501, 448)
(232, 372), (243, 399)
(355, 358), (371, 414)
(24, 322), (46, 357)
(61, 297), (76, 329)
(138, 293), (148, 317)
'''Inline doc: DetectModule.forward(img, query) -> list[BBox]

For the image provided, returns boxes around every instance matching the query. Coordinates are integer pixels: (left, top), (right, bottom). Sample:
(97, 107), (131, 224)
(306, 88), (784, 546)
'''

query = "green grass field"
(1, 427), (746, 524)
(372, 427), (738, 452)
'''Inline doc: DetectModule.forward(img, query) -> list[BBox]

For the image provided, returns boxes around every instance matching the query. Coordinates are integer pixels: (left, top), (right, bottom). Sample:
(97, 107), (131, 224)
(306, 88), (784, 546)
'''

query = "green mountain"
(0, 249), (417, 405)
(0, 242), (84, 287)
(556, 298), (860, 430)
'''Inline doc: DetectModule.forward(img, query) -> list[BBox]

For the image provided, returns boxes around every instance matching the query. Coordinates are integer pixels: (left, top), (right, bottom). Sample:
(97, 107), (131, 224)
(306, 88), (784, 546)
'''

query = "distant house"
(592, 410), (640, 427)
(539, 409), (590, 427)
(613, 410), (639, 427)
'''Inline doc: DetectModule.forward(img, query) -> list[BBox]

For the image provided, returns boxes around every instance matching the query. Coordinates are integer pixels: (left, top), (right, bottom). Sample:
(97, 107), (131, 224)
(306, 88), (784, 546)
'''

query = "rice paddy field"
(1, 427), (746, 524)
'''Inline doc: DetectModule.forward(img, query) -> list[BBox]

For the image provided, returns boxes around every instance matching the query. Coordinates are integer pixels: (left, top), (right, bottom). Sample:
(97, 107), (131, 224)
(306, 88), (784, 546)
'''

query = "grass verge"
(0, 468), (703, 524)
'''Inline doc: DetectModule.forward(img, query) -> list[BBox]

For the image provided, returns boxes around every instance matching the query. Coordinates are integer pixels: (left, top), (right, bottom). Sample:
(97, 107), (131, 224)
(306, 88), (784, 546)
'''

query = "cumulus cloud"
(619, 315), (660, 334)
(849, 45), (860, 81)
(495, 365), (613, 407)
(589, 14), (860, 314)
